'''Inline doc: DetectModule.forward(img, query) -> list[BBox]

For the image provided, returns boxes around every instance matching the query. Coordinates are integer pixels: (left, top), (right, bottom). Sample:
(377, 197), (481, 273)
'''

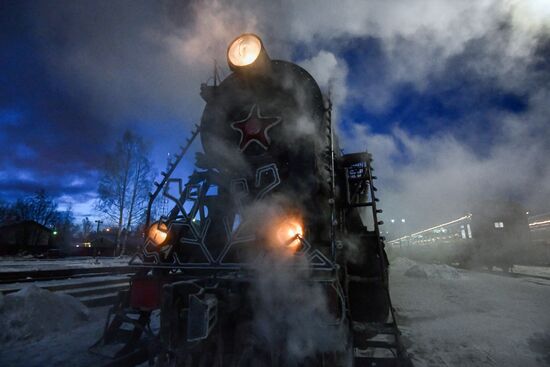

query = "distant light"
(530, 219), (550, 227)
(401, 219), (406, 223)
(387, 213), (472, 245)
(525, 211), (529, 215)
(391, 219), (395, 223)
(52, 230), (58, 236)
(106, 228), (111, 232)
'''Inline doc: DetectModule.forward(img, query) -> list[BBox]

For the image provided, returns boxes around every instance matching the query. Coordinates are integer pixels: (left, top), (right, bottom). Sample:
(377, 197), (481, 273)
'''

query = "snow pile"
(404, 263), (463, 280)
(0, 285), (90, 343)
(390, 257), (463, 280)
(391, 257), (418, 271)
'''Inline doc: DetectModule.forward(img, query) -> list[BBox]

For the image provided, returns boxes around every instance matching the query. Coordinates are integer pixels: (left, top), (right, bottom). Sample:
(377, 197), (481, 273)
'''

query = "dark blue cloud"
(339, 34), (529, 130)
(0, 1), (162, 201)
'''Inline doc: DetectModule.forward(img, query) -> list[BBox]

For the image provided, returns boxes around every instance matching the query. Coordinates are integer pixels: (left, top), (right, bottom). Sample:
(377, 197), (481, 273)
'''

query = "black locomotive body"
(93, 34), (410, 367)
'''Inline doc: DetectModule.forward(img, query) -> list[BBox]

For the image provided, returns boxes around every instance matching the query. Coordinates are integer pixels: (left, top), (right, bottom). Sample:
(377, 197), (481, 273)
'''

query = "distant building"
(0, 220), (53, 255)
(91, 233), (117, 256)
(71, 229), (145, 257)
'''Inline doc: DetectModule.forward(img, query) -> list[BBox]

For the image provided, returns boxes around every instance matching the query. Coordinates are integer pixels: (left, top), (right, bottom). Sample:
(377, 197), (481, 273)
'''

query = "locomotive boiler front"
(197, 33), (332, 247)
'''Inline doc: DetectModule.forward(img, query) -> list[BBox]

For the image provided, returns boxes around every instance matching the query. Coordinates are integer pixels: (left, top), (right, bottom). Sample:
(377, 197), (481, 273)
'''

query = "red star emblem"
(230, 105), (281, 151)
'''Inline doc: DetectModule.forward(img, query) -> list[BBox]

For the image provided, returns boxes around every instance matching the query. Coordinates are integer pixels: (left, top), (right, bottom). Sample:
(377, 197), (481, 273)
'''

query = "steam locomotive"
(92, 34), (411, 367)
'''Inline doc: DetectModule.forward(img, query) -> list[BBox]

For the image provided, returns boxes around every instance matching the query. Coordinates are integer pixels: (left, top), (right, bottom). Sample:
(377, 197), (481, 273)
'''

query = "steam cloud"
(239, 198), (345, 362)
(249, 254), (345, 362)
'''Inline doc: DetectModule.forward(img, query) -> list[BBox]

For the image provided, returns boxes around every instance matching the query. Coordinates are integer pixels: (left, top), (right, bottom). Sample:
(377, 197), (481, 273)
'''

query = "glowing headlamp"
(276, 218), (304, 249)
(148, 221), (168, 247)
(262, 214), (304, 255)
(227, 33), (270, 73)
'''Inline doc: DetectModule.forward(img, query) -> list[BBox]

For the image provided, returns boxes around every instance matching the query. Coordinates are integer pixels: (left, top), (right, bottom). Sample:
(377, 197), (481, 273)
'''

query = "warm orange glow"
(268, 215), (304, 253)
(227, 34), (262, 67)
(148, 222), (168, 246)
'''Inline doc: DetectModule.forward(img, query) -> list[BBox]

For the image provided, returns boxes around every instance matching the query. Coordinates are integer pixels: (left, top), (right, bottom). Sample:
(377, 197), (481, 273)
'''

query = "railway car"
(389, 200), (532, 270)
(92, 34), (411, 367)
(529, 213), (550, 266)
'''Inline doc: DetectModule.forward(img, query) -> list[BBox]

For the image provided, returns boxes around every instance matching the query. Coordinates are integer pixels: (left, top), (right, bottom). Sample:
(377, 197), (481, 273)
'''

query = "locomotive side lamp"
(276, 217), (304, 249)
(227, 33), (271, 74)
(148, 221), (168, 247)
(262, 215), (304, 255)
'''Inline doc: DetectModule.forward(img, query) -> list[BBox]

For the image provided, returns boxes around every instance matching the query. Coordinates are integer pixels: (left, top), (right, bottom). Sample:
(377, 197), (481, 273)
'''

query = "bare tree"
(82, 216), (93, 239)
(5, 191), (62, 247)
(54, 207), (76, 249)
(96, 130), (154, 255)
(12, 190), (59, 227)
(0, 200), (13, 222)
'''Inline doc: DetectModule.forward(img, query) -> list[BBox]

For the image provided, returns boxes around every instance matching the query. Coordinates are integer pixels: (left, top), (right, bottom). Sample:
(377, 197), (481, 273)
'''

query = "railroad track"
(0, 267), (138, 307)
(0, 266), (139, 284)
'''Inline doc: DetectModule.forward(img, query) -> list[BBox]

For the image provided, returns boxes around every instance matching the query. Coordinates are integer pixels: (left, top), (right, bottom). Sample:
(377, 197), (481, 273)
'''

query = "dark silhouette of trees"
(53, 207), (77, 249)
(12, 190), (59, 227)
(0, 191), (76, 248)
(96, 130), (154, 255)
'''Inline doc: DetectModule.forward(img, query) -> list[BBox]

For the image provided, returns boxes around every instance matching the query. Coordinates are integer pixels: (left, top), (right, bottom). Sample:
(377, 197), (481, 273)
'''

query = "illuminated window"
(494, 222), (504, 228)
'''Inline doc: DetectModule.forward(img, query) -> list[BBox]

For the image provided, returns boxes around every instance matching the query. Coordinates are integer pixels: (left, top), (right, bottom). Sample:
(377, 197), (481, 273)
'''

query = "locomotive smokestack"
(227, 33), (271, 74)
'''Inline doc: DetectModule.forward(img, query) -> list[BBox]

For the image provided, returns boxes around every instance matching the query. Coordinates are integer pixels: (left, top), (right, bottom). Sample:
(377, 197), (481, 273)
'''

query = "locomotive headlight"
(227, 33), (271, 73)
(228, 34), (261, 66)
(148, 221), (168, 247)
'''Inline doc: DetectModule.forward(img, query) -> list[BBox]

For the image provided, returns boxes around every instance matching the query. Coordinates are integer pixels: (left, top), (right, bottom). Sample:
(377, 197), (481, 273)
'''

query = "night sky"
(1, 0), (550, 231)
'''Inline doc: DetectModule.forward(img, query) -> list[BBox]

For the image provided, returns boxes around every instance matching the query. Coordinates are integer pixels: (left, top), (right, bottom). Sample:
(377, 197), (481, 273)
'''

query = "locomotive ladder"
(341, 153), (413, 367)
(145, 124), (201, 228)
(92, 125), (201, 366)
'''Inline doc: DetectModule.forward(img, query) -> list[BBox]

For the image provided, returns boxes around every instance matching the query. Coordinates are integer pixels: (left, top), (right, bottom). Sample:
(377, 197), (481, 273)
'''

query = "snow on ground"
(0, 287), (109, 367)
(1, 258), (549, 366)
(0, 256), (132, 272)
(512, 265), (550, 279)
(390, 258), (550, 366)
(0, 285), (90, 343)
(404, 263), (463, 280)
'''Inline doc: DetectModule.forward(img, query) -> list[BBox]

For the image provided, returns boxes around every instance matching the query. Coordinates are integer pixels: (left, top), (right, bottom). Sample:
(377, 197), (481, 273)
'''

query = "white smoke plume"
(248, 254), (345, 362)
(238, 198), (346, 362)
(24, 0), (547, 245)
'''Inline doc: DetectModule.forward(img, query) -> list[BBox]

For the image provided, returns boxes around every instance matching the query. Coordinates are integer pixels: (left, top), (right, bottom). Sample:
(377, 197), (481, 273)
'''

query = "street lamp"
(95, 220), (103, 233)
